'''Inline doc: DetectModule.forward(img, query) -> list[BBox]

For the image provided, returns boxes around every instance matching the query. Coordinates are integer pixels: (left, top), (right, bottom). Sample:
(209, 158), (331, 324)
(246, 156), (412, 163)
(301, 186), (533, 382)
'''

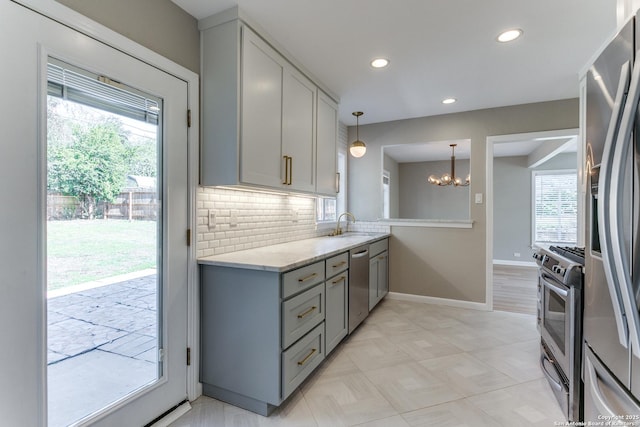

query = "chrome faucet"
(333, 212), (356, 236)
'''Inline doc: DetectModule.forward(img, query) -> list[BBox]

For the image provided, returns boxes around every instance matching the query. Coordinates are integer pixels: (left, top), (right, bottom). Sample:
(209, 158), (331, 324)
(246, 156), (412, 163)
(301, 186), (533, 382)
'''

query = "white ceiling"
(383, 132), (578, 163)
(172, 0), (617, 126)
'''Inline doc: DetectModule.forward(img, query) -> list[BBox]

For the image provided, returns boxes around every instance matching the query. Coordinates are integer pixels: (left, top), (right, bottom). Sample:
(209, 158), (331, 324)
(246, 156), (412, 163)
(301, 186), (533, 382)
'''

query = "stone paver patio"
(47, 273), (159, 427)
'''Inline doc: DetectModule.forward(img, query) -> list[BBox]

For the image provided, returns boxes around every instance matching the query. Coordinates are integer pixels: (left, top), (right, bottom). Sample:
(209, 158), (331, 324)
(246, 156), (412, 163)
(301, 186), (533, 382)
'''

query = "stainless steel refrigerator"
(584, 14), (640, 421)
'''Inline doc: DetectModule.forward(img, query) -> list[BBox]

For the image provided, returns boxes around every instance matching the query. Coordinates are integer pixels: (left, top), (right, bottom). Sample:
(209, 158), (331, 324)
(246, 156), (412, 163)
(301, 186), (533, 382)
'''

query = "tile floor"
(170, 298), (564, 427)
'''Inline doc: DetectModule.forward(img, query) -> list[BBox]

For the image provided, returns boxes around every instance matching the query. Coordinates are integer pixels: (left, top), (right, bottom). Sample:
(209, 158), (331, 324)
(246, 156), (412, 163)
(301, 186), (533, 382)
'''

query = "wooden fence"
(47, 191), (158, 220)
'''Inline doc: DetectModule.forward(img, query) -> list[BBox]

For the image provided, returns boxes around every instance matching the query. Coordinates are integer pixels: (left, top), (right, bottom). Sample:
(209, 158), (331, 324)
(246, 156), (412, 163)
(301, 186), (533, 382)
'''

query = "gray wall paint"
(493, 152), (578, 262)
(398, 159), (470, 219)
(349, 99), (578, 303)
(56, 0), (200, 73)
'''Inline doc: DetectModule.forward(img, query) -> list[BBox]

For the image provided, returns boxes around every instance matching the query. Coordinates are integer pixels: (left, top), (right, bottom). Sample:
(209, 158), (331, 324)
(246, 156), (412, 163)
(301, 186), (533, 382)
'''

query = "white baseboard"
(149, 401), (192, 427)
(493, 259), (537, 267)
(387, 292), (490, 311)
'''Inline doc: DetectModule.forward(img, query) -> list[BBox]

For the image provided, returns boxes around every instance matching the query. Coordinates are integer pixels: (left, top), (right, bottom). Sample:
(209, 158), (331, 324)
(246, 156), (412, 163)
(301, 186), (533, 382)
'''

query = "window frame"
(531, 169), (578, 246)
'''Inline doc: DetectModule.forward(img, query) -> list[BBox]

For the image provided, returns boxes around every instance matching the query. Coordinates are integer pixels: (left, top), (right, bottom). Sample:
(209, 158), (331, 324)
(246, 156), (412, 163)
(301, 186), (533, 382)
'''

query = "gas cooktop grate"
(549, 246), (585, 265)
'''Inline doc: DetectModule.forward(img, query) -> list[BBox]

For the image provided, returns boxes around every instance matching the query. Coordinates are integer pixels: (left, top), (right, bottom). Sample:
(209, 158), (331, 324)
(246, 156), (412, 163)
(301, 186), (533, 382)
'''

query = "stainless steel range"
(534, 245), (584, 422)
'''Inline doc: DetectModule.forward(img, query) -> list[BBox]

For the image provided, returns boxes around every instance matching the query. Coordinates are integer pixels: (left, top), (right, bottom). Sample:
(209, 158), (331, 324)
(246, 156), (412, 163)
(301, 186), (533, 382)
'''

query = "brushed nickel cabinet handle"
(297, 348), (317, 366)
(331, 276), (346, 285)
(336, 172), (340, 193)
(297, 272), (317, 283)
(288, 156), (293, 185)
(297, 305), (317, 319)
(332, 261), (347, 268)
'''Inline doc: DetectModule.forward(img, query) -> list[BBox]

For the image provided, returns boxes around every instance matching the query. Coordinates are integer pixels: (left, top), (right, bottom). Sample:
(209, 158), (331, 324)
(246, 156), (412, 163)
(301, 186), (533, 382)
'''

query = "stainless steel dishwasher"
(348, 245), (370, 333)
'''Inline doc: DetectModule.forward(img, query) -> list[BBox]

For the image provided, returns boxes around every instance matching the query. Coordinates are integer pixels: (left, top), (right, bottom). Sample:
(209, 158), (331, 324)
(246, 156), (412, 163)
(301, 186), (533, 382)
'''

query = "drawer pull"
(298, 272), (318, 283)
(331, 276), (346, 285)
(332, 261), (347, 268)
(297, 348), (317, 366)
(378, 255), (386, 260)
(297, 306), (317, 318)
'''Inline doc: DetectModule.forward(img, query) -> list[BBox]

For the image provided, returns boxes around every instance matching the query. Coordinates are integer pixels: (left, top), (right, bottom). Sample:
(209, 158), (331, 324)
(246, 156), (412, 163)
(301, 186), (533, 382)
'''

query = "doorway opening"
(46, 59), (163, 427)
(486, 129), (581, 315)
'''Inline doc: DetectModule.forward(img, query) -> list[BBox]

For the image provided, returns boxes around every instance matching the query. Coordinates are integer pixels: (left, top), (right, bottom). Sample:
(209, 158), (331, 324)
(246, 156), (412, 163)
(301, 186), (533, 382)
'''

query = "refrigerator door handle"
(609, 51), (640, 359)
(598, 60), (632, 349)
(585, 348), (618, 417)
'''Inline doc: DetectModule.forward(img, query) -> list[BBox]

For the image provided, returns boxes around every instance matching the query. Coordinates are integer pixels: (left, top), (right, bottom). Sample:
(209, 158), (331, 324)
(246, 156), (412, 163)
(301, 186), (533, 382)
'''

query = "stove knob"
(552, 265), (566, 275)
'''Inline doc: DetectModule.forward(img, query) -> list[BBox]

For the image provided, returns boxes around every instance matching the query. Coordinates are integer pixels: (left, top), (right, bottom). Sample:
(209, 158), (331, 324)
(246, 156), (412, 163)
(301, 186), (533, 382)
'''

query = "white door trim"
(485, 128), (580, 312)
(15, 0), (201, 404)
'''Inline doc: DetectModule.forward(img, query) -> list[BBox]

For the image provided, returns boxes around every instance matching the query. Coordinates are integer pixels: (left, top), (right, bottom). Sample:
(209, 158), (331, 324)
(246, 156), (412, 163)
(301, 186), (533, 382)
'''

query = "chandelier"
(427, 143), (470, 187)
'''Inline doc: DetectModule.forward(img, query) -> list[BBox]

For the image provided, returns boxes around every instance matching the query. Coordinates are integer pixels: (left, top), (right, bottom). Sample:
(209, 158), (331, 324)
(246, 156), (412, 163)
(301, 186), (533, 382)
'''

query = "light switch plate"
(475, 193), (483, 204)
(291, 209), (299, 223)
(230, 210), (239, 226)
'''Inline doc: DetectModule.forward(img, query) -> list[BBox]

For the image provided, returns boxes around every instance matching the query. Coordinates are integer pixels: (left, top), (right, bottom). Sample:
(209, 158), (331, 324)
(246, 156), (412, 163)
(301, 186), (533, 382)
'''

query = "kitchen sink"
(328, 232), (376, 238)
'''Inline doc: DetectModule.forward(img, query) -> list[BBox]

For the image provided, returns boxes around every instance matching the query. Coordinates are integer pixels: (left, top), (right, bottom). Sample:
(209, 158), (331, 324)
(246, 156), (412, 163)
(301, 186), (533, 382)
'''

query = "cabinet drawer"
(325, 252), (348, 278)
(369, 239), (388, 257)
(282, 284), (324, 349)
(282, 261), (325, 298)
(282, 322), (324, 399)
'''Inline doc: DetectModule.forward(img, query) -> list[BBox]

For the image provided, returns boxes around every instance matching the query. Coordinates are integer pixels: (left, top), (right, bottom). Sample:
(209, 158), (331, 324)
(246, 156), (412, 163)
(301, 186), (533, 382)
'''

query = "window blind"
(47, 59), (160, 124)
(534, 172), (577, 244)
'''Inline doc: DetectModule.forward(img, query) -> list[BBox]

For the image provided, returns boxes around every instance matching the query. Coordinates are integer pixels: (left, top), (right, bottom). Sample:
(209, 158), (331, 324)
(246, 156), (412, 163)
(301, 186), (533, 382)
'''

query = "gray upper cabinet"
(200, 12), (337, 194)
(240, 28), (284, 188)
(316, 91), (338, 196)
(282, 66), (316, 192)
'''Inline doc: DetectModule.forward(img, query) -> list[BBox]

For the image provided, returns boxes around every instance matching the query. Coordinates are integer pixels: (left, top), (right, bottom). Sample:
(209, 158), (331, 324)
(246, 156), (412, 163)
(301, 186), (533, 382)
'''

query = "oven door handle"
(541, 275), (568, 297)
(539, 352), (563, 392)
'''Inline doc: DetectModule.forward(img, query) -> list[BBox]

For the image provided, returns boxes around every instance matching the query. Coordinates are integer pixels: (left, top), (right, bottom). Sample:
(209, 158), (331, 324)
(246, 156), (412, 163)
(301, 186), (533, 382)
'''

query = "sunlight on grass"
(47, 219), (157, 290)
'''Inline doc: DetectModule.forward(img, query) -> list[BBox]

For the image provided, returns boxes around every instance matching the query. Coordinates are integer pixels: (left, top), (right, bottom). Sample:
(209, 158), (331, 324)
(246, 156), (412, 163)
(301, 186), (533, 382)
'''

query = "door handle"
(541, 276), (569, 297)
(351, 249), (369, 258)
(606, 50), (640, 358)
(282, 155), (290, 185)
(585, 349), (617, 417)
(539, 353), (563, 392)
(597, 59), (632, 350)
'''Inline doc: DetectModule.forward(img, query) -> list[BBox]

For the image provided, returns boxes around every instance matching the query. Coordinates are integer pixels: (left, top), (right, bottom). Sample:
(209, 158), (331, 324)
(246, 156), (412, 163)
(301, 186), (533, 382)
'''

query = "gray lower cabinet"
(325, 252), (349, 355)
(369, 239), (389, 311)
(201, 255), (348, 416)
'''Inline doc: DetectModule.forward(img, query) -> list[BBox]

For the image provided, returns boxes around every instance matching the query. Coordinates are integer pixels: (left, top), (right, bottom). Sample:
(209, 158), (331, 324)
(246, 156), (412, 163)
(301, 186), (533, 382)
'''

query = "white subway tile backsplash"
(196, 186), (389, 257)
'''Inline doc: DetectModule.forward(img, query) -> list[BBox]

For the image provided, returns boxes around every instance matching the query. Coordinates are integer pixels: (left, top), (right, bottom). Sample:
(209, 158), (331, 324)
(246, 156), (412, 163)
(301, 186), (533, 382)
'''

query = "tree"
(48, 122), (128, 218)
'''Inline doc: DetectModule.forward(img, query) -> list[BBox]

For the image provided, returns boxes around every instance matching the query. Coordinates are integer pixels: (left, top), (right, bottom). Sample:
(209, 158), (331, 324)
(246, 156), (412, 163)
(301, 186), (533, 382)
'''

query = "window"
(382, 170), (390, 219)
(316, 150), (346, 222)
(533, 170), (577, 244)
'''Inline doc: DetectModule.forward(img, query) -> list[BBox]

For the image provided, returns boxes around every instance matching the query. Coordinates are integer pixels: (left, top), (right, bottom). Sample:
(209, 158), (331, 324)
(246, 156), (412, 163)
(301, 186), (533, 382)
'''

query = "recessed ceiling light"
(497, 29), (523, 43)
(371, 58), (389, 68)
(442, 98), (456, 104)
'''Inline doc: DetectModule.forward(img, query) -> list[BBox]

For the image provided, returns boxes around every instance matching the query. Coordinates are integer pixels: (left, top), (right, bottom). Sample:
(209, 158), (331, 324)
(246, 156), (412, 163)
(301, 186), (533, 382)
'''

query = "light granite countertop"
(198, 232), (390, 272)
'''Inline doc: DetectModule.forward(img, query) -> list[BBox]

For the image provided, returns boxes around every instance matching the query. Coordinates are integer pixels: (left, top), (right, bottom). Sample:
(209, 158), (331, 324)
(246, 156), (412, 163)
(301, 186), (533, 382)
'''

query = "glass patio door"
(46, 58), (168, 426)
(40, 11), (188, 427)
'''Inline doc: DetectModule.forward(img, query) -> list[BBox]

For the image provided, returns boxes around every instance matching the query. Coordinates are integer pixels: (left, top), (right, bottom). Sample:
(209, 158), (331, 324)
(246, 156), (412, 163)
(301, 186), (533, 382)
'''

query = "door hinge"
(186, 229), (191, 246)
(187, 347), (191, 366)
(187, 109), (192, 128)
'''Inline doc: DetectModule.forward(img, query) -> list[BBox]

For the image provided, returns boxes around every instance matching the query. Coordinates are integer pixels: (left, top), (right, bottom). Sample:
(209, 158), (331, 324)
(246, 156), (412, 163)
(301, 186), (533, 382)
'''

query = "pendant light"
(350, 111), (367, 158)
(427, 144), (470, 187)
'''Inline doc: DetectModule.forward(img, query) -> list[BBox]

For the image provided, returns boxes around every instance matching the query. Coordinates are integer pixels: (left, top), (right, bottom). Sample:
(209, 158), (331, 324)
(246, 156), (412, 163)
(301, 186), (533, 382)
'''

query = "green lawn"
(47, 219), (157, 290)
